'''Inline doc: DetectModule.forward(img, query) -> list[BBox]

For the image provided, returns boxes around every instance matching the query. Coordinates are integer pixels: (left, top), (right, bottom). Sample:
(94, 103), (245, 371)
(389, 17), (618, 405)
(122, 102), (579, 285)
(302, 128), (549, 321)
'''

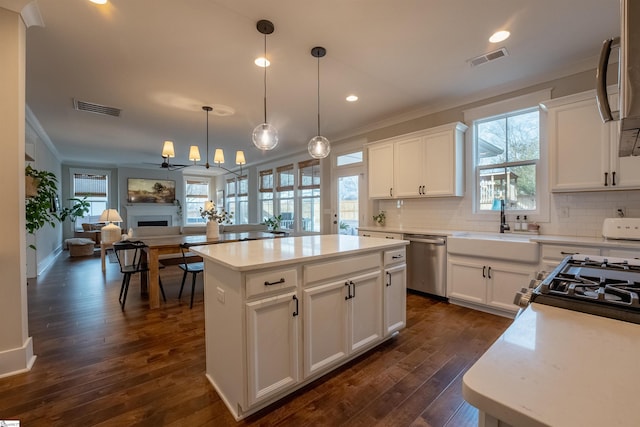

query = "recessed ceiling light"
(346, 95), (358, 102)
(254, 57), (270, 67)
(89, 0), (108, 4)
(489, 30), (510, 43)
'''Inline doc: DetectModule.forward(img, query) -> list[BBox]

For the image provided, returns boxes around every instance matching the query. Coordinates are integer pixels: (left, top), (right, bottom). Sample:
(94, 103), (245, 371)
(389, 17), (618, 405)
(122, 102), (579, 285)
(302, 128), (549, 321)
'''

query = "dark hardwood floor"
(0, 250), (511, 426)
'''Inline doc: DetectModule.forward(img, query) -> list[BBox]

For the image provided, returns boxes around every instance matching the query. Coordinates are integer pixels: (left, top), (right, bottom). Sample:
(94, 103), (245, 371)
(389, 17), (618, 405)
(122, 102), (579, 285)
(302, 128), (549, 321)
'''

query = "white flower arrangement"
(200, 200), (233, 224)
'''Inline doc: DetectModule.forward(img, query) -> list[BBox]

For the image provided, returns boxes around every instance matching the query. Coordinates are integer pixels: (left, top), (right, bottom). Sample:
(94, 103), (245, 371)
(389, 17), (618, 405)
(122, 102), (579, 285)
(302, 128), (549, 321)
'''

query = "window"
(71, 172), (108, 230)
(184, 177), (210, 224)
(276, 164), (295, 229)
(475, 108), (539, 212)
(225, 178), (236, 223)
(236, 175), (248, 224)
(336, 151), (363, 166)
(298, 159), (320, 232)
(258, 169), (274, 221)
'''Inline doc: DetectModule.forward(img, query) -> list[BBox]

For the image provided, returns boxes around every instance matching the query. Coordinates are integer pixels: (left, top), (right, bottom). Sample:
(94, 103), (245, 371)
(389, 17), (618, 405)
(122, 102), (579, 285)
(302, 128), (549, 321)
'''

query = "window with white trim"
(475, 108), (540, 211)
(465, 89), (550, 221)
(184, 177), (210, 224)
(298, 159), (320, 232)
(276, 164), (295, 230)
(258, 169), (274, 221)
(71, 172), (108, 230)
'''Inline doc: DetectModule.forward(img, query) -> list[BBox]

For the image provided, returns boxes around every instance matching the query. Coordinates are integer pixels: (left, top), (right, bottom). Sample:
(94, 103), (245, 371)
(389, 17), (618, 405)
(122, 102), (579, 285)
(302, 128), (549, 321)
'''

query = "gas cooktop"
(530, 255), (640, 324)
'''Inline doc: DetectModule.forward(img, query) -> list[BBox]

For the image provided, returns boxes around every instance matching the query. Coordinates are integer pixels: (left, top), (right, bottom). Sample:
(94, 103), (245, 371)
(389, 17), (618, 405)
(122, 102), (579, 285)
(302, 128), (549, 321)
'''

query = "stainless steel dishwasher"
(404, 234), (447, 297)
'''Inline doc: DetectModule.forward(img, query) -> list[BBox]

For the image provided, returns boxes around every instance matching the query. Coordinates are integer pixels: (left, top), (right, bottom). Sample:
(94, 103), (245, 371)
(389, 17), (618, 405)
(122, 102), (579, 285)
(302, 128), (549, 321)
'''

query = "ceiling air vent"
(469, 47), (509, 67)
(73, 98), (121, 117)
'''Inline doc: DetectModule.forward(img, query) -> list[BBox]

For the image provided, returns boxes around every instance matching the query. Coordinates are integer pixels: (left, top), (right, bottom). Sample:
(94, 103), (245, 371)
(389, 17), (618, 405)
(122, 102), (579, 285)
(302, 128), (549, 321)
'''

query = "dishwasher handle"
(405, 236), (446, 245)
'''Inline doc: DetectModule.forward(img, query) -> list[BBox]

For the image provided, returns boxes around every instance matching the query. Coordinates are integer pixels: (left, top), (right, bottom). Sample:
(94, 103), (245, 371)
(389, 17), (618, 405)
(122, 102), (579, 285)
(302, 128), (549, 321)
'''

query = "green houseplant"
(25, 165), (90, 235)
(263, 214), (282, 231)
(372, 210), (386, 226)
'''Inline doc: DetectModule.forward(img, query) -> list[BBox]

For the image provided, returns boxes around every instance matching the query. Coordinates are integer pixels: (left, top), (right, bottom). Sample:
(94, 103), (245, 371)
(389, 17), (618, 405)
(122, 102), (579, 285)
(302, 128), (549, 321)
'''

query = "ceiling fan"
(144, 140), (198, 171)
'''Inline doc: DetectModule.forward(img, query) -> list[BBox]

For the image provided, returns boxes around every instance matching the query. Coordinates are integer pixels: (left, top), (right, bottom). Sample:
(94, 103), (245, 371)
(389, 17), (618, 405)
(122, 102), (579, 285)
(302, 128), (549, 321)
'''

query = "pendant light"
(252, 19), (278, 151)
(308, 46), (330, 159)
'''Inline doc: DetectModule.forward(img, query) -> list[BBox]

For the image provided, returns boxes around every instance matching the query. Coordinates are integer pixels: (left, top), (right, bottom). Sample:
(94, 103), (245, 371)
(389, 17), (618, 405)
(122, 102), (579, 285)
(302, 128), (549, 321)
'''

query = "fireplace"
(138, 220), (169, 227)
(125, 205), (178, 229)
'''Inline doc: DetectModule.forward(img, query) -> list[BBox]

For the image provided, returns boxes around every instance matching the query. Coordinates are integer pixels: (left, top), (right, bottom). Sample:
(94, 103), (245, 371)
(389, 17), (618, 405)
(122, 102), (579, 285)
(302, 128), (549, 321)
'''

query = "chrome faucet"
(499, 199), (510, 233)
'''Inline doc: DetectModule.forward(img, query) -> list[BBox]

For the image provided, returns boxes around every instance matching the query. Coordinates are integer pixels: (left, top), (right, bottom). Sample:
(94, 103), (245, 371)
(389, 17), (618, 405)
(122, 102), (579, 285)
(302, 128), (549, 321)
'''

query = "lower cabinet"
(384, 248), (406, 336)
(202, 245), (407, 420)
(448, 256), (535, 316)
(303, 270), (382, 378)
(246, 290), (300, 406)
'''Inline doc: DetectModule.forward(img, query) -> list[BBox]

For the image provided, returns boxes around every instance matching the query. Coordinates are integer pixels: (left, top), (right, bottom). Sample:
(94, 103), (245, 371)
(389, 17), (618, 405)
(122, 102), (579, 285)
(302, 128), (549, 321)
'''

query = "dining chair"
(178, 242), (205, 309)
(113, 240), (166, 310)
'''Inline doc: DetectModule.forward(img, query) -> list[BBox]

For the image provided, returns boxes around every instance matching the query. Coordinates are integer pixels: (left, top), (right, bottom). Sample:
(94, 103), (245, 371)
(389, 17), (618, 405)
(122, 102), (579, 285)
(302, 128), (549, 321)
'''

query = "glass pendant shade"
(308, 135), (331, 159)
(252, 122), (279, 150)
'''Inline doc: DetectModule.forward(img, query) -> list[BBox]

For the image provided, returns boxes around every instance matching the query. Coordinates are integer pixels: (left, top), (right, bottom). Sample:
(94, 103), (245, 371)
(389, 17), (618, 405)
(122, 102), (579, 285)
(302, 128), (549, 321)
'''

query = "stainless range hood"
(597, 0), (640, 157)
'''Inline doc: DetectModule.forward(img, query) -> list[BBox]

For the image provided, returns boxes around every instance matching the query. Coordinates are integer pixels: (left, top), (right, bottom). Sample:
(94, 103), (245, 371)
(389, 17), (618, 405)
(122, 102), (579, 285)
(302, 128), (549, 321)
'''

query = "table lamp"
(99, 208), (123, 244)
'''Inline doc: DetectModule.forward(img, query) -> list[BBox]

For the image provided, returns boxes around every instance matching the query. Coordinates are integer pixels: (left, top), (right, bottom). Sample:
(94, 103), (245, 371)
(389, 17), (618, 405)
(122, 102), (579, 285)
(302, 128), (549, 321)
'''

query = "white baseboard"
(0, 336), (36, 379)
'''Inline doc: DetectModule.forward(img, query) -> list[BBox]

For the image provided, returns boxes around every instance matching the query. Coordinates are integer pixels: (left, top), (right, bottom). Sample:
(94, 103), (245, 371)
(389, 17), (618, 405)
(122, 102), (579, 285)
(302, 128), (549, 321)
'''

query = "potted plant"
(25, 165), (61, 234)
(262, 214), (282, 232)
(373, 210), (386, 226)
(58, 197), (90, 224)
(200, 200), (232, 239)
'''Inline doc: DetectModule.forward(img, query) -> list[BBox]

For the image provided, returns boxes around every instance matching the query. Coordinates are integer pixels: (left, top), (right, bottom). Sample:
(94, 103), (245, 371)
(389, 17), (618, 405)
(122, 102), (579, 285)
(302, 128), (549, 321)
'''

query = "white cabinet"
(384, 248), (406, 336)
(539, 243), (601, 271)
(544, 90), (640, 192)
(367, 122), (467, 199)
(448, 256), (535, 316)
(246, 290), (300, 406)
(368, 141), (395, 198)
(303, 254), (383, 378)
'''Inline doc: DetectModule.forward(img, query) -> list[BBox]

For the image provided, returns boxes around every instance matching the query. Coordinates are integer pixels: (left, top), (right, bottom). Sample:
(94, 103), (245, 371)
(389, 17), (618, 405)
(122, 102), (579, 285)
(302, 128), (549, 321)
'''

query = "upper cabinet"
(543, 90), (640, 192)
(367, 122), (467, 199)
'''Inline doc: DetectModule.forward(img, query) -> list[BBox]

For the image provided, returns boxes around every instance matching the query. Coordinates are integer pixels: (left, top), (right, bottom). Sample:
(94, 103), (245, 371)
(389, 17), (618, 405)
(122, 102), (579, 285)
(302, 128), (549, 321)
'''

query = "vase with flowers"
(200, 200), (233, 239)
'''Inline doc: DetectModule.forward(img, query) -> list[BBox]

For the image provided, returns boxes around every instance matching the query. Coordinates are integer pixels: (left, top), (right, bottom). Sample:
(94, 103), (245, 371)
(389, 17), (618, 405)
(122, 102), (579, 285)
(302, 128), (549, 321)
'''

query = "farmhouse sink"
(448, 233), (539, 263)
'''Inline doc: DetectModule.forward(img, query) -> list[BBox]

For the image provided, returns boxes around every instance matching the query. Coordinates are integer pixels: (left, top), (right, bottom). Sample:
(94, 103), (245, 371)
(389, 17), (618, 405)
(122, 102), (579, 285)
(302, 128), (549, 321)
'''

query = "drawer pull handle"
(482, 266), (486, 278)
(264, 278), (285, 286)
(362, 234), (371, 237)
(345, 281), (352, 300)
(392, 254), (404, 259)
(386, 271), (392, 287)
(560, 251), (579, 255)
(487, 266), (492, 279)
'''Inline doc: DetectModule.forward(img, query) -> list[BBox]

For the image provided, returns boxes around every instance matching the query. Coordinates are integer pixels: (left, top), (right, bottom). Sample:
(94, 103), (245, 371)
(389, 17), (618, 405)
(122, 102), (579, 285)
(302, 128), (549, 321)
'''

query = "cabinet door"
(423, 129), (455, 196)
(486, 265), (533, 314)
(349, 271), (383, 353)
(303, 280), (349, 378)
(368, 142), (395, 198)
(547, 94), (610, 191)
(384, 264), (406, 336)
(393, 136), (424, 197)
(246, 291), (300, 406)
(447, 258), (486, 304)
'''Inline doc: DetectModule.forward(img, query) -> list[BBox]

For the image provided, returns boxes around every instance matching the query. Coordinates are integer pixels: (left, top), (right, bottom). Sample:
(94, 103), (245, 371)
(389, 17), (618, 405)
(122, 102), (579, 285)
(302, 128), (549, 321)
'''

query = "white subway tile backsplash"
(375, 189), (640, 238)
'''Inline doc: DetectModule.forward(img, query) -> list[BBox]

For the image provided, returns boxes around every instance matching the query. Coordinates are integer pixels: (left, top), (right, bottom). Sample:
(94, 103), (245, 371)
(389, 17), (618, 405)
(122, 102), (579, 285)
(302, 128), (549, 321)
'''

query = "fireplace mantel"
(124, 204), (179, 229)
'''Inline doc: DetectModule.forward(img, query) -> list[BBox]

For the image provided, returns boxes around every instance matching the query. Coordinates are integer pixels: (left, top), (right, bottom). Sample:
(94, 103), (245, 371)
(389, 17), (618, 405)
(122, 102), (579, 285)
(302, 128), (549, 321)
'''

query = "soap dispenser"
(515, 215), (521, 231)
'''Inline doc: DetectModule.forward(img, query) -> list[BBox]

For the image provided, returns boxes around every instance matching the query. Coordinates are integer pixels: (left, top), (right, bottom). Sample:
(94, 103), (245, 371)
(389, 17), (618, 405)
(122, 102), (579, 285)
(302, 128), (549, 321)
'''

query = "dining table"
(140, 231), (283, 309)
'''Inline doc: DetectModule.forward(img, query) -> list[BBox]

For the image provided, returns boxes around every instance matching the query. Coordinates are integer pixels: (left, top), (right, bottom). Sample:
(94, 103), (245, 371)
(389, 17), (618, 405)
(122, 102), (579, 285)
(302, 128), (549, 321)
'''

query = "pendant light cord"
(263, 32), (268, 123)
(317, 55), (321, 136)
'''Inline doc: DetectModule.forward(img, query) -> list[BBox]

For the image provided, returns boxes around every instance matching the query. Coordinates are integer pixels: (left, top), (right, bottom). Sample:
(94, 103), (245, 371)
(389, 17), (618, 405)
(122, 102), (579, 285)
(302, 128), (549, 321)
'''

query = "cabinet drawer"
(305, 253), (380, 284)
(604, 248), (640, 259)
(541, 244), (600, 261)
(246, 268), (298, 298)
(384, 248), (406, 266)
(359, 230), (403, 240)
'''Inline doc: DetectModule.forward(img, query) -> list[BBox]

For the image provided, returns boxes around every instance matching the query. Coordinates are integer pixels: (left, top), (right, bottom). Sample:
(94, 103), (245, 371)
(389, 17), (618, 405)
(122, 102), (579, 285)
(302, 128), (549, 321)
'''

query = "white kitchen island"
(190, 235), (408, 420)
(463, 303), (640, 427)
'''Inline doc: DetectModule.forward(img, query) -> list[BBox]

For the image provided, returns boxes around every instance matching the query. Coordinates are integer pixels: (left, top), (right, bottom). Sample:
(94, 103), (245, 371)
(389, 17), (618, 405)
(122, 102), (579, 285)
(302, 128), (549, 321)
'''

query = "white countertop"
(357, 226), (640, 249)
(463, 304), (640, 427)
(190, 234), (408, 271)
